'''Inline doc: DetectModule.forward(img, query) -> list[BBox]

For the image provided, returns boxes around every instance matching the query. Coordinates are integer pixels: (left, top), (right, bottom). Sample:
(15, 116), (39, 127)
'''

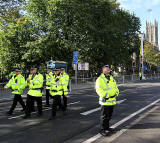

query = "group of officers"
(5, 64), (119, 136)
(5, 67), (69, 120)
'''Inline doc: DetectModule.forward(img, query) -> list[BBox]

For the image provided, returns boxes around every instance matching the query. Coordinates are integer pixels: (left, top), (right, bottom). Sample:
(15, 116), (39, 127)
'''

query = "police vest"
(46, 72), (53, 89)
(96, 74), (119, 106)
(27, 73), (44, 97)
(5, 74), (26, 95)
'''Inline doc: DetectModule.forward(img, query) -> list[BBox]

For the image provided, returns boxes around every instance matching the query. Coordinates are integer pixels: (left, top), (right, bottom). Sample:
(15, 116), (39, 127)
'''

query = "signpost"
(73, 51), (79, 85)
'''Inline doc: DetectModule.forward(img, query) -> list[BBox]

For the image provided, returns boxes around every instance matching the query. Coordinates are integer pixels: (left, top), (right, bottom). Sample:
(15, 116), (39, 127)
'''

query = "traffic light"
(132, 60), (136, 67)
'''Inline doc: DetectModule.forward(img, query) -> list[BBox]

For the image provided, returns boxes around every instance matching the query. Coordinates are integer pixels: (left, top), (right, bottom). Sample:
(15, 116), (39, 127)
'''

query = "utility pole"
(139, 33), (144, 79)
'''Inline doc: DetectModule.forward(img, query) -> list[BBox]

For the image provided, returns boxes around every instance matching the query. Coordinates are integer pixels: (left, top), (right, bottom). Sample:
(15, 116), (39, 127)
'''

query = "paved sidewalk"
(98, 104), (160, 143)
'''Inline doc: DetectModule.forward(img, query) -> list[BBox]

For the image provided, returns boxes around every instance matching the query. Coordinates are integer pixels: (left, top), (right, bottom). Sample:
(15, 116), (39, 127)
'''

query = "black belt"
(31, 88), (42, 90)
(104, 95), (116, 101)
(51, 89), (63, 92)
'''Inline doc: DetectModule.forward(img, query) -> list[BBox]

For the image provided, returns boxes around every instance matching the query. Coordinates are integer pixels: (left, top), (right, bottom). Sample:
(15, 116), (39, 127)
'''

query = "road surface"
(0, 80), (160, 143)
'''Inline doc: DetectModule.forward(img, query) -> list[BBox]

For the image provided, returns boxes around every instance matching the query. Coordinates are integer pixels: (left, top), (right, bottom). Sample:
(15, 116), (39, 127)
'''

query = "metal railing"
(1, 74), (160, 100)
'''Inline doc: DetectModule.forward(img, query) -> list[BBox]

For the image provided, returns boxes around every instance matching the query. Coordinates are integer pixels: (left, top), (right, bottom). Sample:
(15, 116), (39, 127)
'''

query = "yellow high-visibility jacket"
(60, 72), (69, 95)
(27, 73), (44, 97)
(50, 74), (68, 96)
(96, 74), (119, 106)
(46, 72), (53, 90)
(5, 74), (26, 95)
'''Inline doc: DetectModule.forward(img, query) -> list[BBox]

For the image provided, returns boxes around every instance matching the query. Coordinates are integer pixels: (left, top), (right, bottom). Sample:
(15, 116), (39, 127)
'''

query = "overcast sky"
(117, 0), (160, 47)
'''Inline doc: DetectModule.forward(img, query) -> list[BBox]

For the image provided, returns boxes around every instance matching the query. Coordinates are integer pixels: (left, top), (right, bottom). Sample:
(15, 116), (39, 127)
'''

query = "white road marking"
(82, 98), (160, 143)
(80, 99), (126, 116)
(117, 99), (127, 104)
(81, 107), (101, 116)
(105, 105), (159, 142)
(8, 101), (80, 120)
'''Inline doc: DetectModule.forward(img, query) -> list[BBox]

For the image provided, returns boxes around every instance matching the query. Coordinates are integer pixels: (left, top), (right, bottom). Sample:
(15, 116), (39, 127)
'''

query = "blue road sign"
(73, 51), (79, 64)
(143, 65), (148, 71)
(157, 65), (160, 69)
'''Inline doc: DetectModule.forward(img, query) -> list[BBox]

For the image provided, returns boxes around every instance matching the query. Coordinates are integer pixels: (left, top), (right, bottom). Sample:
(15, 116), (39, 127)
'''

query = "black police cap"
(14, 68), (22, 72)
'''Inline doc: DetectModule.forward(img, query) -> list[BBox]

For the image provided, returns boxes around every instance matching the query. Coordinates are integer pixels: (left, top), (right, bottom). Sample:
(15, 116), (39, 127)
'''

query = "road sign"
(143, 65), (148, 71)
(78, 62), (89, 70)
(73, 51), (79, 64)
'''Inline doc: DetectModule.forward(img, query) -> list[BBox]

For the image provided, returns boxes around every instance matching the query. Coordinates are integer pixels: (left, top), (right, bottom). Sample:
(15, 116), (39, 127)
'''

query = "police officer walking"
(60, 68), (69, 110)
(96, 65), (119, 136)
(49, 68), (68, 120)
(45, 68), (53, 107)
(5, 69), (26, 115)
(139, 71), (142, 80)
(23, 67), (44, 119)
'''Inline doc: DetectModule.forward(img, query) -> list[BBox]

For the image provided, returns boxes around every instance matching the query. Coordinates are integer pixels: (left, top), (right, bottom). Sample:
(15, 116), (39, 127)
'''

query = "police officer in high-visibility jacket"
(26, 73), (36, 112)
(23, 67), (44, 119)
(5, 69), (26, 115)
(45, 68), (53, 107)
(49, 68), (68, 120)
(96, 65), (119, 136)
(60, 68), (69, 110)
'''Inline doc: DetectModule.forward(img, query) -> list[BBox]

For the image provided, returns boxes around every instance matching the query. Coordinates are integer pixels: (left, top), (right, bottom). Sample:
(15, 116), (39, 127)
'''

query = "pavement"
(0, 79), (160, 143)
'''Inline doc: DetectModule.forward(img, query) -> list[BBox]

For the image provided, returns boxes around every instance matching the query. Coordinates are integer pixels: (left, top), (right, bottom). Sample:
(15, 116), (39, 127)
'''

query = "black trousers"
(62, 94), (67, 109)
(46, 89), (51, 105)
(26, 94), (35, 112)
(100, 105), (114, 131)
(9, 94), (26, 113)
(51, 95), (64, 117)
(25, 95), (42, 116)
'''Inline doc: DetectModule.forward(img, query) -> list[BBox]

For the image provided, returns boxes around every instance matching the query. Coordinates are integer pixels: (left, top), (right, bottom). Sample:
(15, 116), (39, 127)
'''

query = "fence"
(1, 74), (160, 100)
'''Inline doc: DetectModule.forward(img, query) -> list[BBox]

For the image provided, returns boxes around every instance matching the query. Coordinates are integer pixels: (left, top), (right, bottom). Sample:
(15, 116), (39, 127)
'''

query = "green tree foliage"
(0, 0), (141, 75)
(143, 41), (160, 66)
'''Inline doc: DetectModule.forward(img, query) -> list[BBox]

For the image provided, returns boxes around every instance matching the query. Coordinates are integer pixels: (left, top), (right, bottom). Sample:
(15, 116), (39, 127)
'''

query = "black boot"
(6, 111), (13, 115)
(23, 114), (31, 119)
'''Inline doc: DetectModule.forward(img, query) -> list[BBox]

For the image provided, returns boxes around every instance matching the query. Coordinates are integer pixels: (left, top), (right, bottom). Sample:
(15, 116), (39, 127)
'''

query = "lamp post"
(139, 33), (144, 79)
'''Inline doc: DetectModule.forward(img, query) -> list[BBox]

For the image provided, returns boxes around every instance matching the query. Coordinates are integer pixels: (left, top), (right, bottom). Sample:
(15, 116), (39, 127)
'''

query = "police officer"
(49, 68), (67, 120)
(5, 69), (26, 115)
(60, 68), (69, 110)
(96, 65), (119, 136)
(45, 68), (53, 107)
(26, 71), (35, 112)
(8, 70), (16, 79)
(23, 67), (44, 119)
(139, 71), (142, 80)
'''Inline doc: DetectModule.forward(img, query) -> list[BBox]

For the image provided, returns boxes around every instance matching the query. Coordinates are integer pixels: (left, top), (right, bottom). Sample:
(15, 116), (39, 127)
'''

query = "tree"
(0, 0), (141, 75)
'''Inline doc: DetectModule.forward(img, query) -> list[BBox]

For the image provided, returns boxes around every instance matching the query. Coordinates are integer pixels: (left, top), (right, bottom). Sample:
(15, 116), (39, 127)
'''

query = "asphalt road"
(0, 80), (160, 143)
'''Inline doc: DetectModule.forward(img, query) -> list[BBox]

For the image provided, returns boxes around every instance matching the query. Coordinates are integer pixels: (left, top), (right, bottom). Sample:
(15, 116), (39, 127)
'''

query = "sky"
(117, 0), (160, 47)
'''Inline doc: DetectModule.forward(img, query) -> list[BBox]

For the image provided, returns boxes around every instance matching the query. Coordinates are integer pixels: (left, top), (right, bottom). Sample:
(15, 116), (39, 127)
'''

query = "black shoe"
(100, 130), (110, 136)
(44, 104), (50, 107)
(23, 115), (31, 119)
(63, 111), (67, 116)
(48, 116), (55, 120)
(6, 111), (12, 115)
(107, 128), (115, 132)
(37, 113), (43, 117)
(21, 109), (25, 112)
(31, 109), (36, 112)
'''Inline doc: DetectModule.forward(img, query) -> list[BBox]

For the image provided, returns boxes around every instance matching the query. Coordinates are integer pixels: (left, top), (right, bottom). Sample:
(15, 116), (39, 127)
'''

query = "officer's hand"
(26, 78), (30, 82)
(64, 95), (67, 97)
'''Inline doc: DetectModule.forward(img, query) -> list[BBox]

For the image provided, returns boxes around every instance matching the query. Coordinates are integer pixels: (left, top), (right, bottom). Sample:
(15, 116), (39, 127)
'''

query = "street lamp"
(139, 33), (144, 79)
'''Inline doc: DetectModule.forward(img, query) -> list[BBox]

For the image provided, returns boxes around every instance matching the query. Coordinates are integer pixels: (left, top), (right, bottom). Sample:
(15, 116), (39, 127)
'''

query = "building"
(145, 20), (159, 51)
